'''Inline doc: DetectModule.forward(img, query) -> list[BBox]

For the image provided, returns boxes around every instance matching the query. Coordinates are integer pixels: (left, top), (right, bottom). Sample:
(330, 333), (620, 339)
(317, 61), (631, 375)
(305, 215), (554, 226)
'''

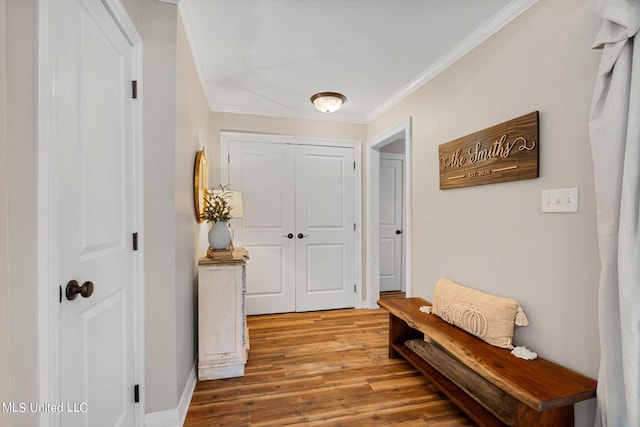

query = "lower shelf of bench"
(394, 342), (576, 427)
(393, 342), (509, 427)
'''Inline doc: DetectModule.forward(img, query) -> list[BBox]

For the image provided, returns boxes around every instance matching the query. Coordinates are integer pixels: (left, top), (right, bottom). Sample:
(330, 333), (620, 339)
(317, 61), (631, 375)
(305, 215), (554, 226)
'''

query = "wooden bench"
(378, 297), (597, 427)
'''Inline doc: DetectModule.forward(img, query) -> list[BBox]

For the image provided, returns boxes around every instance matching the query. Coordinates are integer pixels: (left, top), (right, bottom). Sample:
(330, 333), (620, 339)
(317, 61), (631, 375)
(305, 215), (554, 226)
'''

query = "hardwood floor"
(184, 308), (475, 426)
(380, 291), (407, 300)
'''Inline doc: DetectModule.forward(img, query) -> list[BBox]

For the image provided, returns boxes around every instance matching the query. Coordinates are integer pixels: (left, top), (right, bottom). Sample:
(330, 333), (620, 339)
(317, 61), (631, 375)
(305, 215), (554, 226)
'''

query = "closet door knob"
(297, 233), (310, 239)
(282, 233), (294, 239)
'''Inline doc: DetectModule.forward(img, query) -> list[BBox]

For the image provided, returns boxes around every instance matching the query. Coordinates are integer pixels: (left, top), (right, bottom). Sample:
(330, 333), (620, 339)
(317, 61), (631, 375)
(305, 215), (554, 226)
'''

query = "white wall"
(0, 1), (11, 426)
(368, 0), (600, 424)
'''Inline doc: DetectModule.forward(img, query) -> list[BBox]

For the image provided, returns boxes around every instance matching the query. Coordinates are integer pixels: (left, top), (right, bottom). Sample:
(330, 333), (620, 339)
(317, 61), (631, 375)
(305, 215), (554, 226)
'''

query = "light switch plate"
(541, 187), (578, 213)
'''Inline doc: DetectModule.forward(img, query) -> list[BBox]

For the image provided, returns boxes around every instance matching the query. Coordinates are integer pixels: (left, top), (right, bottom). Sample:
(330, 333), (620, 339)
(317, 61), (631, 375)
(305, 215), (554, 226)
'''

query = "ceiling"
(180, 0), (531, 123)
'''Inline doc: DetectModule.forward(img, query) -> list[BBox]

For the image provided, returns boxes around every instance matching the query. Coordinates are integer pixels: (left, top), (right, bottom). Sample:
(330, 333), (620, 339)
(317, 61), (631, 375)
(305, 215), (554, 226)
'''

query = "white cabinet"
(197, 248), (248, 380)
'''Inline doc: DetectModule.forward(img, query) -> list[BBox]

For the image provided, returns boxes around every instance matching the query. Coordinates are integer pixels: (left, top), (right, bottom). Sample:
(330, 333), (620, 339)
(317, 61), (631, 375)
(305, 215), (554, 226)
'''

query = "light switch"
(541, 187), (578, 213)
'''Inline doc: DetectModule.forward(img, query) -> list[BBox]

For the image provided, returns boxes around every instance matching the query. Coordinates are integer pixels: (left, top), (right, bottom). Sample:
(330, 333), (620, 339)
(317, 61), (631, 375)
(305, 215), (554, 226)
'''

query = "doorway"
(38, 0), (144, 425)
(365, 118), (412, 308)
(221, 132), (363, 315)
(379, 152), (405, 293)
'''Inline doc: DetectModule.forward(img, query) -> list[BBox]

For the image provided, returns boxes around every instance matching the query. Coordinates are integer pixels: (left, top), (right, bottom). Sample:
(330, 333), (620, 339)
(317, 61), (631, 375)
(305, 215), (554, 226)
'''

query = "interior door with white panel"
(294, 145), (356, 312)
(52, 0), (137, 425)
(379, 156), (404, 292)
(228, 140), (357, 314)
(228, 141), (296, 314)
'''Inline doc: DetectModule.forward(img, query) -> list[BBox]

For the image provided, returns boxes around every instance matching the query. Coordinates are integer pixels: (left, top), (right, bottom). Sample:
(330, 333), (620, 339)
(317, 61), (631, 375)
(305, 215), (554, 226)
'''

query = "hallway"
(184, 308), (474, 426)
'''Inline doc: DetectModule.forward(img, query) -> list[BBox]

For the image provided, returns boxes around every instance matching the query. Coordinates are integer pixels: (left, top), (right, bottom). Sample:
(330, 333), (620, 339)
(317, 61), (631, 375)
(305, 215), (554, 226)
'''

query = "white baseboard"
(178, 363), (198, 425)
(146, 362), (197, 427)
(145, 408), (181, 427)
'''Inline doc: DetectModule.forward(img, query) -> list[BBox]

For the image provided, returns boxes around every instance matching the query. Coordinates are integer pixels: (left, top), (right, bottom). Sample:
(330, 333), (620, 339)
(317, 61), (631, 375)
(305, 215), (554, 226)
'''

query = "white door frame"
(365, 118), (412, 308)
(220, 131), (363, 308)
(37, 1), (145, 425)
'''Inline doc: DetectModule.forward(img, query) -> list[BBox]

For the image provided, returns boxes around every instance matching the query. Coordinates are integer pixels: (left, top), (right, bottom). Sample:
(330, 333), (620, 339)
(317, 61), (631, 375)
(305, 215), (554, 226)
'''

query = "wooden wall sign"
(438, 111), (539, 190)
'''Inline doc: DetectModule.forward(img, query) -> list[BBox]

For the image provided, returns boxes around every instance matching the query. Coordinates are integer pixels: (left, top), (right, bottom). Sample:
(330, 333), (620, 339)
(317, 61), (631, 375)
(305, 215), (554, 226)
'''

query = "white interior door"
(379, 156), (404, 292)
(229, 141), (296, 314)
(53, 0), (137, 425)
(228, 140), (356, 314)
(294, 145), (356, 311)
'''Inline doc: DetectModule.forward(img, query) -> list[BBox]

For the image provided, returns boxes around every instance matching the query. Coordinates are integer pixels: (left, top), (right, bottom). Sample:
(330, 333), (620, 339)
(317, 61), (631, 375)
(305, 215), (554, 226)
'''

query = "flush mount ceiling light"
(310, 92), (347, 113)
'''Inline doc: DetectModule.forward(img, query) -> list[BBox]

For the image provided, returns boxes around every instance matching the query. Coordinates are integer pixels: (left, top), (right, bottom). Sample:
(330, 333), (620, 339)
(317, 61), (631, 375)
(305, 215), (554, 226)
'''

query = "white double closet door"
(228, 140), (356, 315)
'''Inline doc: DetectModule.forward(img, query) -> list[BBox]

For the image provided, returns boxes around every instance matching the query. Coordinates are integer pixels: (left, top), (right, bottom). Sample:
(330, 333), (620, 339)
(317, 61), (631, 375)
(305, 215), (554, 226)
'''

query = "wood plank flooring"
(184, 308), (475, 426)
(380, 291), (407, 300)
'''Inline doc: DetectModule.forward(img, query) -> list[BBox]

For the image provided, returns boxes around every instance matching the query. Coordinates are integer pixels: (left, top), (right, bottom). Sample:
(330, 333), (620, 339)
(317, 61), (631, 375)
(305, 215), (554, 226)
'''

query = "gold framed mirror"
(193, 148), (208, 223)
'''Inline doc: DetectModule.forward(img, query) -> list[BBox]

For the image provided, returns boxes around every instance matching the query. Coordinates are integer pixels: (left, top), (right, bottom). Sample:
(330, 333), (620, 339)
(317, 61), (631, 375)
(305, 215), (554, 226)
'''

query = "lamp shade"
(310, 92), (346, 113)
(227, 191), (244, 219)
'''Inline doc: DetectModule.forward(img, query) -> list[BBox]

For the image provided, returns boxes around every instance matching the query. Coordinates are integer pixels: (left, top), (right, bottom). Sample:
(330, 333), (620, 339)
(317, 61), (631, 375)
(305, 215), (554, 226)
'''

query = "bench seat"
(378, 297), (597, 427)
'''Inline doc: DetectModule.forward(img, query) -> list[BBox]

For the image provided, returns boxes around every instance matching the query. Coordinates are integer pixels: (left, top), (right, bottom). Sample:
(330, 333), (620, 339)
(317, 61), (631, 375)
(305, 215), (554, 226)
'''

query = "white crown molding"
(366, 0), (539, 123)
(155, 0), (181, 4)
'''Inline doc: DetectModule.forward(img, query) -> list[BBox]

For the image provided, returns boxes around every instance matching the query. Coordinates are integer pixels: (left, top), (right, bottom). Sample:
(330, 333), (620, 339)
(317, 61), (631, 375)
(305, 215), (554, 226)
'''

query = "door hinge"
(133, 233), (139, 251)
(354, 223), (356, 231)
(59, 285), (62, 304)
(132, 80), (138, 99)
(354, 284), (357, 293)
(354, 161), (356, 170)
(228, 153), (230, 163)
(134, 384), (140, 403)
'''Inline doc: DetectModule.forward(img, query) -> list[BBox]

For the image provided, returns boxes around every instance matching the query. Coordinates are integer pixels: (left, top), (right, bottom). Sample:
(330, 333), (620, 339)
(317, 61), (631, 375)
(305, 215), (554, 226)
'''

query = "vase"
(208, 221), (231, 250)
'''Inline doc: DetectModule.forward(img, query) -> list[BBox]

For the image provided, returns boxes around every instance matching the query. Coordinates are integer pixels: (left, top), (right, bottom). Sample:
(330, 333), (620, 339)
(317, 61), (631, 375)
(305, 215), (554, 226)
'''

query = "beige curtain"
(588, 0), (640, 426)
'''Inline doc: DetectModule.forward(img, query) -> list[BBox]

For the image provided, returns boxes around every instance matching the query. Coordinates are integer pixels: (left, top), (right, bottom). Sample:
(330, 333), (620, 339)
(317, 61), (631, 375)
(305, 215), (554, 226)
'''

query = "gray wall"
(175, 11), (211, 407)
(368, 0), (600, 424)
(2, 0), (204, 420)
(380, 139), (405, 154)
(141, 0), (180, 413)
(0, 0), (11, 425)
(140, 0), (182, 414)
(6, 0), (39, 426)
(138, 0), (210, 414)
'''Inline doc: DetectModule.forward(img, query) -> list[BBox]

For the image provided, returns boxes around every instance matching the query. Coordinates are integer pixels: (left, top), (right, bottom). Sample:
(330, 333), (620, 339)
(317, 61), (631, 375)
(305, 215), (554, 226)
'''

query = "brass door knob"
(65, 280), (94, 301)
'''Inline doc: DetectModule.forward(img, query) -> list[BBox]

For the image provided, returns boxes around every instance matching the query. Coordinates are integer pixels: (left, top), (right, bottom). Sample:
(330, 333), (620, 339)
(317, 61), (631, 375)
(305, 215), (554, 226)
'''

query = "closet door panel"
(295, 145), (356, 312)
(228, 141), (295, 314)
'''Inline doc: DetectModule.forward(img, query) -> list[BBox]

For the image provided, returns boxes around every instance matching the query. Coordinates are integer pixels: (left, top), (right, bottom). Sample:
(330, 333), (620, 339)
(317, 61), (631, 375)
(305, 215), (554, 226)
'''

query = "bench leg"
(516, 402), (573, 427)
(388, 313), (423, 359)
